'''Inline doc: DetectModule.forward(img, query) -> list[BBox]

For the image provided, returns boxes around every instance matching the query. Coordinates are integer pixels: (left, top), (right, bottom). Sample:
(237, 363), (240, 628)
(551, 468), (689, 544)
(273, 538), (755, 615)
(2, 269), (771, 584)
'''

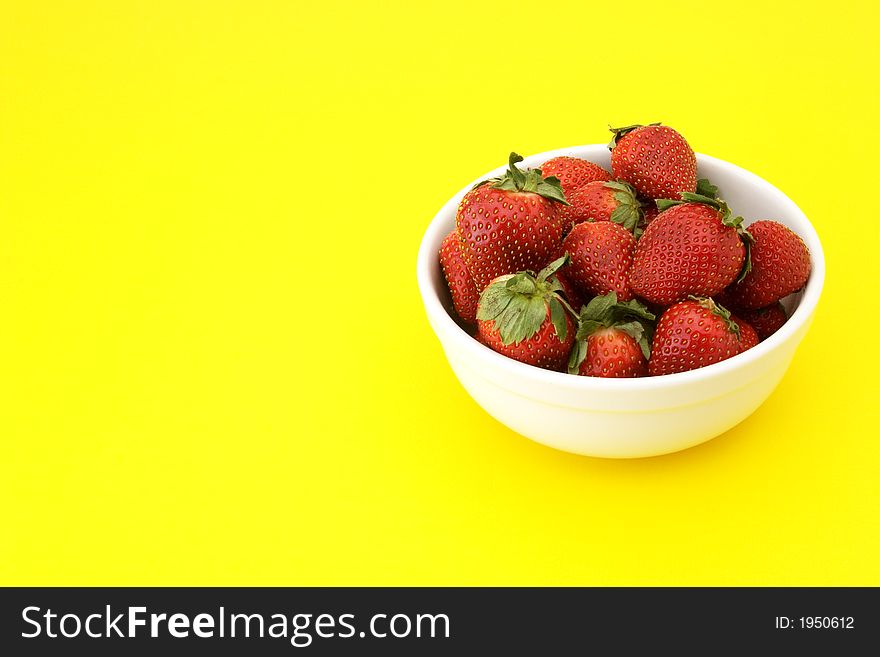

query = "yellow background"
(1, 1), (878, 586)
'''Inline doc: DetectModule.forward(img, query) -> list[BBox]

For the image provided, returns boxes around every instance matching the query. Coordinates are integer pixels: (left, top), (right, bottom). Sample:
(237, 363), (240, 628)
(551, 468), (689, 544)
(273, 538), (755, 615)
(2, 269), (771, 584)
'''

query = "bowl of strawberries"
(417, 124), (825, 458)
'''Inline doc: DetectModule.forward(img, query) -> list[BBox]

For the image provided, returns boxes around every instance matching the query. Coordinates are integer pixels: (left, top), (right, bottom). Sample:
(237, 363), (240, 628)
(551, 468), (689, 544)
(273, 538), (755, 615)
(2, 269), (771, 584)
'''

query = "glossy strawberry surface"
(630, 203), (745, 305)
(566, 180), (641, 233)
(649, 299), (743, 375)
(611, 125), (697, 200)
(577, 328), (647, 378)
(540, 156), (611, 198)
(563, 221), (636, 301)
(722, 220), (811, 309)
(439, 229), (479, 324)
(457, 185), (566, 290)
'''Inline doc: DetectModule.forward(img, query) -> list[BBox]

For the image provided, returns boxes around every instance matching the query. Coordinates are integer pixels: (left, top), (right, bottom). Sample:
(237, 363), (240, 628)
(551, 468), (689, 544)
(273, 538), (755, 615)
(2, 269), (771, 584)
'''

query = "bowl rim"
(416, 144), (825, 392)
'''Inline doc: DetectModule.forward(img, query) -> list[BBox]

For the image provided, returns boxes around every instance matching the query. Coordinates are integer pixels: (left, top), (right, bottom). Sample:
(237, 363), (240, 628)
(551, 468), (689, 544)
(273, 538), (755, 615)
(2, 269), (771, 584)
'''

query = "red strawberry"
(567, 180), (643, 233)
(721, 220), (811, 309)
(738, 302), (788, 340)
(568, 292), (655, 378)
(609, 124), (697, 200)
(540, 156), (611, 199)
(439, 229), (480, 324)
(629, 196), (748, 305)
(649, 297), (743, 375)
(476, 257), (576, 371)
(563, 220), (636, 301)
(457, 153), (568, 290)
(733, 315), (759, 351)
(578, 329), (646, 377)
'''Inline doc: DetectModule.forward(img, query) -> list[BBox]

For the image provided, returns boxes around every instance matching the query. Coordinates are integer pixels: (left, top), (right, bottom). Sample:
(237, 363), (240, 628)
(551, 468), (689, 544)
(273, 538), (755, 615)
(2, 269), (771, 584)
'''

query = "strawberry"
(568, 292), (655, 378)
(720, 220), (811, 309)
(562, 220), (636, 301)
(649, 297), (744, 375)
(476, 256), (576, 371)
(457, 153), (568, 290)
(567, 180), (643, 234)
(439, 229), (480, 324)
(738, 302), (788, 340)
(733, 315), (760, 351)
(540, 156), (611, 199)
(608, 124), (697, 200)
(576, 330), (645, 378)
(629, 194), (749, 305)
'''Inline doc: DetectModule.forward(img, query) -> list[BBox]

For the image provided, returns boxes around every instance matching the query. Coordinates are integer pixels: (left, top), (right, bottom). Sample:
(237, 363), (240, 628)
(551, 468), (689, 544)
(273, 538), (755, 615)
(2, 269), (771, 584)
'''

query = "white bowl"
(417, 145), (825, 458)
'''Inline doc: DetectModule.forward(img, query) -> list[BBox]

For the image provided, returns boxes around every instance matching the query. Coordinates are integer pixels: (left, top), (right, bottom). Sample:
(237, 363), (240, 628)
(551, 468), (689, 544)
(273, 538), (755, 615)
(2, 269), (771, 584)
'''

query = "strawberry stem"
(486, 152), (569, 205)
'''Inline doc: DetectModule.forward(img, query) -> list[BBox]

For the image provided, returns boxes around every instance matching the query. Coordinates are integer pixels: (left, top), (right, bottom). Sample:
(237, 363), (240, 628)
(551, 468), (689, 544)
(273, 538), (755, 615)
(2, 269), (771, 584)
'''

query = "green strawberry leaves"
(613, 297), (657, 325)
(510, 295), (550, 345)
(567, 340), (588, 374)
(537, 254), (570, 283)
(607, 122), (661, 149)
(654, 198), (681, 212)
(487, 152), (569, 205)
(578, 291), (619, 326)
(476, 255), (577, 346)
(604, 180), (643, 236)
(736, 241), (753, 283)
(576, 292), (655, 327)
(549, 297), (568, 342)
(477, 280), (546, 346)
(636, 334), (652, 362)
(505, 272), (537, 295)
(567, 292), (656, 373)
(477, 274), (517, 319)
(656, 191), (721, 212)
(733, 219), (755, 283)
(614, 321), (651, 360)
(695, 177), (719, 199)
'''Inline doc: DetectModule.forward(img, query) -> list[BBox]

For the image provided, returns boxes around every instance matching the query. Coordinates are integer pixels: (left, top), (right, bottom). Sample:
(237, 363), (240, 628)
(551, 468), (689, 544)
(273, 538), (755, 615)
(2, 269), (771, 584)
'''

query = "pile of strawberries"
(439, 124), (811, 377)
